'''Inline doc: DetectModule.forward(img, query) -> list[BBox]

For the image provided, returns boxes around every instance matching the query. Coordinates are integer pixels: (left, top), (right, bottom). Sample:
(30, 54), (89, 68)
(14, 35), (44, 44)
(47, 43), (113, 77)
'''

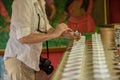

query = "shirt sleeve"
(46, 21), (52, 31)
(0, 0), (9, 18)
(12, 0), (32, 39)
(45, 14), (52, 31)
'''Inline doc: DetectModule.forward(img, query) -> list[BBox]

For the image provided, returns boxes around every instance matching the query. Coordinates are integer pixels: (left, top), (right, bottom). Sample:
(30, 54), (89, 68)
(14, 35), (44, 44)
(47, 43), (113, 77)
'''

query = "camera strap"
(46, 41), (49, 59)
(34, 1), (50, 59)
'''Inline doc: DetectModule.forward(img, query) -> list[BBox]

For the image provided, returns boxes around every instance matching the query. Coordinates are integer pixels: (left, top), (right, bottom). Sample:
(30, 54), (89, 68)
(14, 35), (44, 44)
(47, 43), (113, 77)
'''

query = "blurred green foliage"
(0, 0), (71, 49)
(51, 0), (67, 27)
(0, 0), (13, 49)
(0, 0), (99, 49)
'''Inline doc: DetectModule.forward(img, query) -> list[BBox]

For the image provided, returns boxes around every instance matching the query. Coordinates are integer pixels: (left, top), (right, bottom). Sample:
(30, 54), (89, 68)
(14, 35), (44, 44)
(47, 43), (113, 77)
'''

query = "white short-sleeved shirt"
(4, 0), (52, 71)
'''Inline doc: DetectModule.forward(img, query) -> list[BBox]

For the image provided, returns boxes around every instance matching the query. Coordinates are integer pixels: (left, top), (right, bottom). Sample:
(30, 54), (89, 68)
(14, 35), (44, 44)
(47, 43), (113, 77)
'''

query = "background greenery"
(0, 0), (71, 49)
(0, 0), (99, 49)
(0, 0), (13, 49)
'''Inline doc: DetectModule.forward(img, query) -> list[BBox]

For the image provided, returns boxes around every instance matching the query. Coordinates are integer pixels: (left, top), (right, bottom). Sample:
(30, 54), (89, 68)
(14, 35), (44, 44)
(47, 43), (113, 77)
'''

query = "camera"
(39, 57), (54, 75)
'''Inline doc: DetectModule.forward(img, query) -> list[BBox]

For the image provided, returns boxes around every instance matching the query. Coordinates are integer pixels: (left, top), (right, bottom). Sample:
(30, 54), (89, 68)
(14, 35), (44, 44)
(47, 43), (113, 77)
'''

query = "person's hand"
(62, 30), (81, 41)
(74, 30), (81, 41)
(62, 31), (74, 39)
(53, 23), (73, 38)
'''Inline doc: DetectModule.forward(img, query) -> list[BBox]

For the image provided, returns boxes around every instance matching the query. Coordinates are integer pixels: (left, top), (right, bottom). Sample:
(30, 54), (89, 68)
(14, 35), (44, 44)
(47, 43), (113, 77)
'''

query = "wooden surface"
(50, 38), (120, 80)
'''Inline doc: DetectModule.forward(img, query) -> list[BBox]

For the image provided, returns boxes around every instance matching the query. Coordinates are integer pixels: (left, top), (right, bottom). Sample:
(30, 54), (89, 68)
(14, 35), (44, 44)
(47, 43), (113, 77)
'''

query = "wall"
(108, 0), (120, 23)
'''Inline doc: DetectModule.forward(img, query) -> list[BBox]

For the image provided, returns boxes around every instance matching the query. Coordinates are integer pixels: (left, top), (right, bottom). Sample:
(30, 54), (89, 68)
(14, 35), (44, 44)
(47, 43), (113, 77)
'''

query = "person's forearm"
(18, 23), (71, 44)
(18, 33), (56, 44)
(47, 27), (55, 34)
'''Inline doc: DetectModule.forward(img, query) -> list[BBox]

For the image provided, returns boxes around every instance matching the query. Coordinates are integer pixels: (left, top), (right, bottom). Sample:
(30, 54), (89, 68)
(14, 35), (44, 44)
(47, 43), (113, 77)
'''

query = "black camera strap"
(34, 2), (50, 59)
(34, 1), (54, 75)
(46, 41), (49, 59)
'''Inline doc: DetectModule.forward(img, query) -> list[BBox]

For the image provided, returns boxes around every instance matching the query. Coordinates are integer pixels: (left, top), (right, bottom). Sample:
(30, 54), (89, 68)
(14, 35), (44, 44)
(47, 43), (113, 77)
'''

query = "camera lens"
(44, 65), (54, 74)
(39, 57), (54, 75)
(42, 59), (51, 68)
